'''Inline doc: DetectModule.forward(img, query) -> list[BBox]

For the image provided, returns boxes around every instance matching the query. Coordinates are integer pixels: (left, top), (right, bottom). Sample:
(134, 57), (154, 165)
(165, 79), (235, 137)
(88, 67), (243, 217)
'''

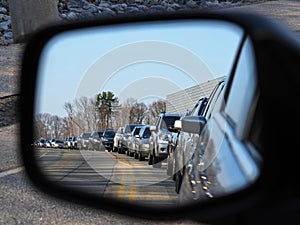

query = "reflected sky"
(36, 20), (243, 117)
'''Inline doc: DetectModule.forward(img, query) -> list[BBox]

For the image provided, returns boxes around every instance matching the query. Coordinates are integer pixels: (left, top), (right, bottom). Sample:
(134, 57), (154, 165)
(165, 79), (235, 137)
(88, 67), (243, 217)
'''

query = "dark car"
(88, 130), (104, 151)
(119, 124), (142, 154)
(77, 132), (91, 150)
(100, 130), (115, 151)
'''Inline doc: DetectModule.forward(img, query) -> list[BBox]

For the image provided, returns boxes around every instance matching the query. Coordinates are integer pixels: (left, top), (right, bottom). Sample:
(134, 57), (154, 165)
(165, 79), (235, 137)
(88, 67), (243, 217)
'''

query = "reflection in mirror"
(32, 20), (261, 208)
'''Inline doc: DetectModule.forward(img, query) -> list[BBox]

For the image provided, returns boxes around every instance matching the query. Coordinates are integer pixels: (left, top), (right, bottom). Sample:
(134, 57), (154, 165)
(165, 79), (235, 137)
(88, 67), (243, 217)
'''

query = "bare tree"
(75, 96), (93, 131)
(50, 115), (67, 139)
(129, 102), (148, 124)
(114, 97), (136, 128)
(64, 102), (75, 136)
(34, 113), (52, 139)
(147, 100), (166, 124)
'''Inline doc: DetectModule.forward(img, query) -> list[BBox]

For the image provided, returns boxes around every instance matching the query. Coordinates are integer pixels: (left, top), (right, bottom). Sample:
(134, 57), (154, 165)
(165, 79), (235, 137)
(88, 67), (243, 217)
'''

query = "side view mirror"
(181, 116), (207, 134)
(20, 10), (300, 224)
(174, 120), (182, 130)
(149, 125), (157, 132)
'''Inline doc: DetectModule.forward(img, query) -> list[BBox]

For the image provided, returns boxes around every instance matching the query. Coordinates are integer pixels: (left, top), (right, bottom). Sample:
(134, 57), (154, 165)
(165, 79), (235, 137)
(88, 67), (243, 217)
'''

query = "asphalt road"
(1, 0), (300, 224)
(35, 148), (178, 205)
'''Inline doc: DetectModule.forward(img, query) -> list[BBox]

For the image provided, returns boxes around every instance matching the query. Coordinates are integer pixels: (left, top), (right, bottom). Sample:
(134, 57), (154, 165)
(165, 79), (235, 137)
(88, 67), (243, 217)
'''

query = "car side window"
(143, 128), (151, 138)
(203, 81), (226, 119)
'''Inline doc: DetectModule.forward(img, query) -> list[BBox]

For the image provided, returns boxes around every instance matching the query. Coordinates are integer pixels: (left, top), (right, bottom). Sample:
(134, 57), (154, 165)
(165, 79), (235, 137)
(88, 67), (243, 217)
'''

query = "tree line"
(34, 91), (166, 140)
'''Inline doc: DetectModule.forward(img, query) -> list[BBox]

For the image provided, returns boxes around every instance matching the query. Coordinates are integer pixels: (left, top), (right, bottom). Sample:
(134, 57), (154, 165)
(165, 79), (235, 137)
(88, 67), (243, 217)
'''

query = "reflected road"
(35, 148), (178, 207)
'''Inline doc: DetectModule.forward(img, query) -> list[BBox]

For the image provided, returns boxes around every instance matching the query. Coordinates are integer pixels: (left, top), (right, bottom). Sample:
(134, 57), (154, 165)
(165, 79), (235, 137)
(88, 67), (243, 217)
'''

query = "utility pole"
(8, 0), (60, 43)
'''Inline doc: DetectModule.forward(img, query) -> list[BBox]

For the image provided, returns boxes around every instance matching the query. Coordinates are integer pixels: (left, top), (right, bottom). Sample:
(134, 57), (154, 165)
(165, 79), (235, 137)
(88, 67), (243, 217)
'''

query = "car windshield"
(97, 131), (104, 137)
(143, 128), (151, 138)
(104, 131), (115, 137)
(133, 127), (142, 135)
(83, 133), (91, 138)
(124, 125), (139, 133)
(161, 116), (181, 129)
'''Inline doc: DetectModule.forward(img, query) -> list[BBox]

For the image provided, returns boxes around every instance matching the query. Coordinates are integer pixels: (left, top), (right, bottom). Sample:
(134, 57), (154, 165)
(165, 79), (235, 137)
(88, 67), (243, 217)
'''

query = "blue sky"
(36, 20), (243, 117)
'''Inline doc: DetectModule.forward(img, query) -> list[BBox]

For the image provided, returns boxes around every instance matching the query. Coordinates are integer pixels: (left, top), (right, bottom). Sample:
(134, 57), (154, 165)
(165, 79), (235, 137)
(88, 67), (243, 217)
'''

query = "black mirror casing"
(20, 10), (300, 224)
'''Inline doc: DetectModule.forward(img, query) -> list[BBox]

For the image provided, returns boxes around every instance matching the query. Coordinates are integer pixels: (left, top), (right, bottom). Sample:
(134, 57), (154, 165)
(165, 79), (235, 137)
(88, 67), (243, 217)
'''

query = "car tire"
(166, 156), (173, 176)
(138, 153), (144, 161)
(148, 152), (153, 165)
(175, 170), (183, 194)
(152, 154), (162, 168)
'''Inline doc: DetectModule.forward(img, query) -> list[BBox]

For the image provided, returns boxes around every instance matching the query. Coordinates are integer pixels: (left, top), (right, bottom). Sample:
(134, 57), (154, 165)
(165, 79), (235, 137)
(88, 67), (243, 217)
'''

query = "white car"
(113, 127), (124, 152)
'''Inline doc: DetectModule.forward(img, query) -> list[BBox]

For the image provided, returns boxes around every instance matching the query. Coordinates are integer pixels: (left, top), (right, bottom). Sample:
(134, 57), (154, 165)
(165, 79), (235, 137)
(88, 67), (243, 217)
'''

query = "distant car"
(119, 124), (143, 154)
(50, 138), (56, 147)
(31, 140), (39, 147)
(100, 130), (116, 151)
(88, 130), (104, 150)
(127, 125), (145, 157)
(38, 138), (47, 148)
(70, 136), (78, 149)
(64, 136), (74, 149)
(52, 139), (65, 149)
(77, 132), (91, 150)
(132, 125), (151, 161)
(45, 139), (52, 148)
(113, 126), (124, 152)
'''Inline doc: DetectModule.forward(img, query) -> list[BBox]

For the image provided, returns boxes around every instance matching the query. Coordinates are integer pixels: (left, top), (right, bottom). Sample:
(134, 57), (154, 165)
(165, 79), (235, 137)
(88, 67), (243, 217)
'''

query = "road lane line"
(0, 166), (24, 178)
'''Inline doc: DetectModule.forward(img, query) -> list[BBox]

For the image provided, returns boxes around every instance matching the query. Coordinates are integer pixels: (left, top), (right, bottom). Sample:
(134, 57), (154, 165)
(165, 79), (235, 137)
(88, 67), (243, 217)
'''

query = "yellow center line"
(115, 157), (137, 201)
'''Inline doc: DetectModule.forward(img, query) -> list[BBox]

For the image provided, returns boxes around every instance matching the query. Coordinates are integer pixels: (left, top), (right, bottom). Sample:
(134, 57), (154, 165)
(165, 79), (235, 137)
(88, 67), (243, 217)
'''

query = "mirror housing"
(19, 9), (300, 223)
(174, 120), (182, 130)
(149, 125), (157, 132)
(181, 116), (207, 134)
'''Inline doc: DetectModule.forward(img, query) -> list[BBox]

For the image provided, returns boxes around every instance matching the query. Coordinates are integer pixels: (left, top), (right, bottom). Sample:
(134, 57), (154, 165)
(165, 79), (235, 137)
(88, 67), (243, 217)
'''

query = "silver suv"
(148, 112), (181, 168)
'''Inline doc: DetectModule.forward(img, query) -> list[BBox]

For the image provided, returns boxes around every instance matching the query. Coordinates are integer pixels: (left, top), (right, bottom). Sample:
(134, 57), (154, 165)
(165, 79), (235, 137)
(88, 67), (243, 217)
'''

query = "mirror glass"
(32, 20), (259, 207)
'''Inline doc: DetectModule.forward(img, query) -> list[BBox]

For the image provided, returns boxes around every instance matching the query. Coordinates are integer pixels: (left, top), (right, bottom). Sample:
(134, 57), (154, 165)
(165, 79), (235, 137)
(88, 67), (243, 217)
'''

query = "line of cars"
(112, 113), (181, 167)
(32, 137), (76, 149)
(33, 130), (116, 151)
(77, 129), (116, 151)
(112, 62), (261, 203)
(34, 72), (257, 201)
